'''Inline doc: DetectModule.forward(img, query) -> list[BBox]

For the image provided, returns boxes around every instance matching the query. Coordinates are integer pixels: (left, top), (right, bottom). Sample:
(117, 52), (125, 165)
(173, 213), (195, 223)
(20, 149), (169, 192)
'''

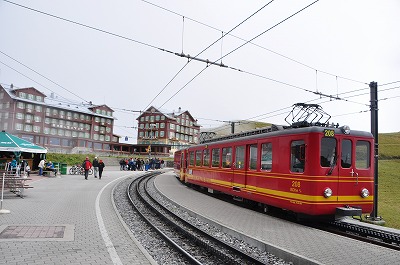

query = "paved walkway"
(0, 166), (156, 265)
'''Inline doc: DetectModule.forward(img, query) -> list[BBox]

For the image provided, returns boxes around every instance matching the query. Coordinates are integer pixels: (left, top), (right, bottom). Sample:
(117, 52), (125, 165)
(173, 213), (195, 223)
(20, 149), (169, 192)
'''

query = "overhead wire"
(0, 50), (89, 103)
(3, 0), (393, 131)
(158, 0), (321, 108)
(142, 0), (275, 111)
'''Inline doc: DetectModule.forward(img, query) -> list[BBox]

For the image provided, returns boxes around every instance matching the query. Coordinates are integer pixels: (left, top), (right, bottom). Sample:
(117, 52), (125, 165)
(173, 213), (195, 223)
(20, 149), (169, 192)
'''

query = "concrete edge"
(110, 175), (158, 265)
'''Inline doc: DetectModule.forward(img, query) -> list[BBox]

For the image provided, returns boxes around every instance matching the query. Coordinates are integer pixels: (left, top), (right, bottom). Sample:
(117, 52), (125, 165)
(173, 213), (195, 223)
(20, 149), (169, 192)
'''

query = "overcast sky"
(1, 0), (399, 143)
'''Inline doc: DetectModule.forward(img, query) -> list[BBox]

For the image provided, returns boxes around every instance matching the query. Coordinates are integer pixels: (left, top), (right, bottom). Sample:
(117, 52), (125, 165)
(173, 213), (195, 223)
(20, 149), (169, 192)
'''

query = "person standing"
(82, 157), (92, 180)
(92, 157), (99, 178)
(38, 159), (46, 176)
(98, 159), (105, 180)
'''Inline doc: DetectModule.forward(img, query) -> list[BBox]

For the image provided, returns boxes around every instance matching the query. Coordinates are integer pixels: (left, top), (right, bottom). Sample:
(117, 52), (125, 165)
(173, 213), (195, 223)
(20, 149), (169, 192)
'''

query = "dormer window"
(27, 94), (34, 100)
(36, 96), (43, 102)
(19, 92), (26, 98)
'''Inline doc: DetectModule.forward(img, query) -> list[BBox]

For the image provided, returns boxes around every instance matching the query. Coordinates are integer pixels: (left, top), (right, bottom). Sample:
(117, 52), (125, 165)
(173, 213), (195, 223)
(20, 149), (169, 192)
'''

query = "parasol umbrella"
(0, 131), (47, 153)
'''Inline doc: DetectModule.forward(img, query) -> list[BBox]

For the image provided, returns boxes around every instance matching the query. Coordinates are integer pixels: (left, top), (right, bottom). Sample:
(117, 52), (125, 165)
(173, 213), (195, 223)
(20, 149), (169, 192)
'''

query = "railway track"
(322, 219), (400, 251)
(127, 172), (267, 265)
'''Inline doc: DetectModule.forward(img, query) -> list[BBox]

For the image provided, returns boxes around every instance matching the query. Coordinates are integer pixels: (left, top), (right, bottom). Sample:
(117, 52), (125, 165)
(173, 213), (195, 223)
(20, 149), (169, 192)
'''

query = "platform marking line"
(95, 174), (131, 265)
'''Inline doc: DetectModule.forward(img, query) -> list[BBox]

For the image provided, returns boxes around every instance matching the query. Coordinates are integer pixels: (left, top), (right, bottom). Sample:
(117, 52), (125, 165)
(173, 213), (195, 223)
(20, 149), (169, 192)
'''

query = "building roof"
(1, 84), (115, 120)
(137, 106), (200, 127)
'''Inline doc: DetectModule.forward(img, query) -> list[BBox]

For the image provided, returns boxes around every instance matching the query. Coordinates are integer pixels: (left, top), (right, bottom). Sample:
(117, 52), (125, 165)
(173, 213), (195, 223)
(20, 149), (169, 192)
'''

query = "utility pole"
(366, 81), (385, 224)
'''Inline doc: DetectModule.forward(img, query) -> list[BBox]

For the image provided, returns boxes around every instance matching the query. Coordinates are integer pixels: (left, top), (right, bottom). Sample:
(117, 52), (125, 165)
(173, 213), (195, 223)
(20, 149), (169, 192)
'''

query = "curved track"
(127, 172), (266, 265)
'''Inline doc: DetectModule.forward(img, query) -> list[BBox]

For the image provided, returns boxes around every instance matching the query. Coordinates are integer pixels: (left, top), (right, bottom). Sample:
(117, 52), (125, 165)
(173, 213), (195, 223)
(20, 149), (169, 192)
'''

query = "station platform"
(0, 166), (156, 265)
(154, 171), (400, 265)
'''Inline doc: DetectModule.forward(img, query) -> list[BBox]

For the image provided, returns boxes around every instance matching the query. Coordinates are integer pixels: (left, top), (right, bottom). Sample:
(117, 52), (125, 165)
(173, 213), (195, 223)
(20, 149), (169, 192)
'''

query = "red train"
(174, 104), (374, 219)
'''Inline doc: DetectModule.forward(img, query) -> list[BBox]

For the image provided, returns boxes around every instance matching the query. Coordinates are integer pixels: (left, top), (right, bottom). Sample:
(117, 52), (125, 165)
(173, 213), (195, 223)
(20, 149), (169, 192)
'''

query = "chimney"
(178, 107), (181, 112)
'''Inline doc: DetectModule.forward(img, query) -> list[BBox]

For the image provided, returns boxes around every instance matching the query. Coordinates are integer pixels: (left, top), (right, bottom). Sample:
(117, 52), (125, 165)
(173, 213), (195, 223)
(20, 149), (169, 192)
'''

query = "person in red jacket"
(82, 157), (92, 180)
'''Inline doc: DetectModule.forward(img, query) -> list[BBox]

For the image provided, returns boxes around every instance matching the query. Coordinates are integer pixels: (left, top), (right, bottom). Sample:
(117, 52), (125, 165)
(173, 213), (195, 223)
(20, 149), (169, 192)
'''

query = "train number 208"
(290, 181), (301, 193)
(292, 181), (301, 188)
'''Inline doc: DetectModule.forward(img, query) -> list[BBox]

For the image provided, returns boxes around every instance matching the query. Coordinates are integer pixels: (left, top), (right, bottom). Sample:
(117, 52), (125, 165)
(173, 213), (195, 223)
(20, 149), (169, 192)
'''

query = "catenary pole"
(369, 81), (379, 219)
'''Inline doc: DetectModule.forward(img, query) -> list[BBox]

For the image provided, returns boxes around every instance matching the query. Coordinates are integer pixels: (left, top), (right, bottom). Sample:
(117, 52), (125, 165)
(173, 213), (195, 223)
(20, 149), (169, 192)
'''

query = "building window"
(52, 109), (58, 116)
(33, 126), (41, 133)
(160, 123), (165, 128)
(161, 116), (165, 120)
(160, 131), (164, 137)
(17, 102), (25, 109)
(49, 137), (61, 146)
(15, 123), (23, 130)
(93, 134), (99, 140)
(44, 127), (50, 134)
(24, 124), (32, 132)
(67, 112), (72, 119)
(16, 113), (24, 119)
(35, 105), (42, 112)
(36, 96), (43, 102)
(27, 94), (34, 100)
(170, 124), (175, 130)
(19, 92), (26, 98)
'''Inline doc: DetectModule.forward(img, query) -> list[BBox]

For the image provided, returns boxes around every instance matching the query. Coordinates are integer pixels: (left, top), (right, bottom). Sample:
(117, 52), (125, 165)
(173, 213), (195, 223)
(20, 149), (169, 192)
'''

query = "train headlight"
(340, 125), (351, 134)
(323, 188), (333, 198)
(360, 188), (370, 198)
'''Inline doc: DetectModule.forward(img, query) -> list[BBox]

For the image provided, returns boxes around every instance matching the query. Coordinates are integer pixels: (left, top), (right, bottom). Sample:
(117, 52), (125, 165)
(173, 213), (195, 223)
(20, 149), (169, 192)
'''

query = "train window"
(203, 149), (210, 166)
(195, 150), (202, 166)
(235, 146), (245, 169)
(189, 151), (194, 166)
(212, 148), (220, 167)
(356, 141), (370, 169)
(291, 140), (305, 173)
(341, 139), (352, 168)
(320, 137), (337, 167)
(249, 144), (258, 170)
(222, 147), (232, 168)
(261, 143), (272, 171)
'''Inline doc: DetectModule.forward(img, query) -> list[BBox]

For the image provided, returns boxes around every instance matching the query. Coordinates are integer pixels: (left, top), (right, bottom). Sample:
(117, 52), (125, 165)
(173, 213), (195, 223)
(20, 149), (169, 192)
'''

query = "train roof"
(197, 124), (373, 147)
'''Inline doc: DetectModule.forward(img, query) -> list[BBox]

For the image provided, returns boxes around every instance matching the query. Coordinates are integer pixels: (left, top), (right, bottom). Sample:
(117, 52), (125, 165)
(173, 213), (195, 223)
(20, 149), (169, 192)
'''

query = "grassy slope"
(376, 133), (400, 228)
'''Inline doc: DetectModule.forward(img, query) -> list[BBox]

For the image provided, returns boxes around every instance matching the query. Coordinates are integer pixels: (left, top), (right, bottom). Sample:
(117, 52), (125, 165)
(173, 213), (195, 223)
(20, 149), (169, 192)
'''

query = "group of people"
(82, 157), (105, 180)
(119, 157), (164, 171)
(38, 159), (57, 176)
(6, 157), (30, 176)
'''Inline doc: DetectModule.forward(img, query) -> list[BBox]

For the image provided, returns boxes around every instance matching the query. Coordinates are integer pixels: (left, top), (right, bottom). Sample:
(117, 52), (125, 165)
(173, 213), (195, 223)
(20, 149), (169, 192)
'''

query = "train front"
(314, 126), (375, 219)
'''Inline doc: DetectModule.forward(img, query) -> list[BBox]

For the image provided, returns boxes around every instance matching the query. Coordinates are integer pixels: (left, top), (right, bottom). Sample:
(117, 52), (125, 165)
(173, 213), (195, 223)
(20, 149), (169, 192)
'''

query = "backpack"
(82, 160), (90, 170)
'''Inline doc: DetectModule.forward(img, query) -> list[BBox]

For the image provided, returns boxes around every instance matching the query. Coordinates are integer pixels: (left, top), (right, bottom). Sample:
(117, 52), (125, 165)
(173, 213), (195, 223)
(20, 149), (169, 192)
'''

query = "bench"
(42, 169), (58, 177)
(1, 175), (33, 198)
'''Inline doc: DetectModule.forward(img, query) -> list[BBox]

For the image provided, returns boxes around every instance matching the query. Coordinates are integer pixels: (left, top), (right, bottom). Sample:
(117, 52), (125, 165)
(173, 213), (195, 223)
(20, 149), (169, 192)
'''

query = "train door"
(180, 150), (187, 182)
(338, 138), (372, 193)
(232, 145), (245, 191)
